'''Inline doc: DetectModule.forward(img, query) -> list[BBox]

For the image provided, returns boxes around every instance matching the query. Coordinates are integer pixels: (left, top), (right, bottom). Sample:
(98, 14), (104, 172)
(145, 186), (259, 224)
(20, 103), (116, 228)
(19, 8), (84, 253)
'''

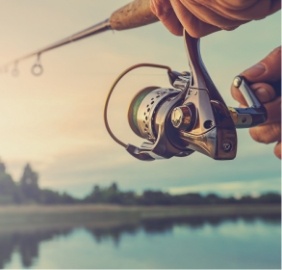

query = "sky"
(0, 0), (281, 198)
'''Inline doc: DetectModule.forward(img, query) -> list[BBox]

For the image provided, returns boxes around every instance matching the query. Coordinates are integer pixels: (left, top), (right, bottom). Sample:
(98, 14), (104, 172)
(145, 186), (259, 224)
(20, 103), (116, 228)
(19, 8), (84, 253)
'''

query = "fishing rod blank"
(1, 0), (158, 75)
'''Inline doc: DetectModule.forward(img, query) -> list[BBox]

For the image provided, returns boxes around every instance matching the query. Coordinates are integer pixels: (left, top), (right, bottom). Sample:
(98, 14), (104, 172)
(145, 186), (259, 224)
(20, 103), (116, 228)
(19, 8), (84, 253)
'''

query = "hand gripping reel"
(104, 31), (267, 161)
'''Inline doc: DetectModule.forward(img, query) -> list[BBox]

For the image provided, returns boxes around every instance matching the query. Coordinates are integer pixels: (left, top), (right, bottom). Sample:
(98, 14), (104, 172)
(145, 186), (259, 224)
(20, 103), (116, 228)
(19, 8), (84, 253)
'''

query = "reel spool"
(104, 63), (195, 161)
(128, 87), (181, 142)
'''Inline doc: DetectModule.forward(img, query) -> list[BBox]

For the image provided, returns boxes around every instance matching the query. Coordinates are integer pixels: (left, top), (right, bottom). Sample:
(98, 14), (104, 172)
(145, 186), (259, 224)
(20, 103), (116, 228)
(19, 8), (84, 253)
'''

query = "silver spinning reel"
(104, 31), (266, 161)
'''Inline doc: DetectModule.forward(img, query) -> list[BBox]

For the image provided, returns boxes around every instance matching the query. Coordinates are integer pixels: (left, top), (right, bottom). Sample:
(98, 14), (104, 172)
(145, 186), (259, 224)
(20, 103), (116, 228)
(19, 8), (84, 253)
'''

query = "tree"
(139, 190), (172, 205)
(19, 164), (40, 203)
(258, 192), (281, 204)
(0, 161), (17, 204)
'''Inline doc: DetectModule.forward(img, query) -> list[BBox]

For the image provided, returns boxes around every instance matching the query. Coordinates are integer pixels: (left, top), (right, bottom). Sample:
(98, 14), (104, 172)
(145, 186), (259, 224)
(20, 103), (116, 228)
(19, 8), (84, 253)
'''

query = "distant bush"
(0, 160), (281, 206)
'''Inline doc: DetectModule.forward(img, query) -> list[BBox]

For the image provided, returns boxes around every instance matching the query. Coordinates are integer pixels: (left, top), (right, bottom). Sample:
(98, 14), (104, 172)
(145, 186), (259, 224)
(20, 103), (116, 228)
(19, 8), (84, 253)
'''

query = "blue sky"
(0, 0), (281, 198)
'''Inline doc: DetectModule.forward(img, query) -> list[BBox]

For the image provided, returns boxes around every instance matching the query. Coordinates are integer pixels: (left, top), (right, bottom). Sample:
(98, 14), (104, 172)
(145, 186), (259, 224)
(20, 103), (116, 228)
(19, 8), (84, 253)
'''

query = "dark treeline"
(0, 161), (75, 205)
(84, 183), (281, 206)
(0, 160), (281, 206)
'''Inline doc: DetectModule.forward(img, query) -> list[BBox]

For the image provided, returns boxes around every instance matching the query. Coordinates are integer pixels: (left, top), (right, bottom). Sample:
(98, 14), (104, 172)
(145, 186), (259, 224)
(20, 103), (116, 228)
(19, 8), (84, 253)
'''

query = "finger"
(150, 0), (183, 36)
(263, 97), (281, 124)
(234, 92), (281, 124)
(170, 0), (220, 38)
(251, 83), (277, 103)
(249, 123), (281, 144)
(231, 82), (277, 105)
(241, 47), (281, 83)
(204, 0), (281, 21)
(274, 141), (281, 159)
(179, 0), (249, 29)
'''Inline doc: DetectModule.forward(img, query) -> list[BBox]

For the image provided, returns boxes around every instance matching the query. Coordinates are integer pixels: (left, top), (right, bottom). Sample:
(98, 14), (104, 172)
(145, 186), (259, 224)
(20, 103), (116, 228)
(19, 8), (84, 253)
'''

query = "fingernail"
(244, 63), (266, 78)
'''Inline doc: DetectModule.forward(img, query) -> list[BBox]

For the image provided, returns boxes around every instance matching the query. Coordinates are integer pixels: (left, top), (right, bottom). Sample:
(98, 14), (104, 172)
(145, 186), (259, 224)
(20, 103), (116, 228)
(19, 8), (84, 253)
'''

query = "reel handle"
(229, 76), (267, 128)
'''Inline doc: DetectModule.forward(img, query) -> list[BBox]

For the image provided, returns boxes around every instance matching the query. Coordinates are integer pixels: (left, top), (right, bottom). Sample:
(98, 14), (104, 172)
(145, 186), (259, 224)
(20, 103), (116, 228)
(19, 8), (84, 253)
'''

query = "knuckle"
(271, 46), (281, 58)
(187, 28), (202, 38)
(274, 143), (281, 159)
(250, 124), (281, 144)
(249, 128), (266, 143)
(151, 0), (172, 18)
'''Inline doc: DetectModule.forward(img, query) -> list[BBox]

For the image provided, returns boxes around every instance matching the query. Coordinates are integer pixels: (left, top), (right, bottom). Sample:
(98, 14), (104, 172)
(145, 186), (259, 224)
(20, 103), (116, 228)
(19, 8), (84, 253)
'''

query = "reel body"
(104, 32), (267, 161)
(127, 70), (237, 160)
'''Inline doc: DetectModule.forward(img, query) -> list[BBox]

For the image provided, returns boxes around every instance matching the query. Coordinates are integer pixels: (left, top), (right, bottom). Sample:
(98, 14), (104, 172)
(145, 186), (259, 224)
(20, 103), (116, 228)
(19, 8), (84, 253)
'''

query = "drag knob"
(171, 104), (196, 131)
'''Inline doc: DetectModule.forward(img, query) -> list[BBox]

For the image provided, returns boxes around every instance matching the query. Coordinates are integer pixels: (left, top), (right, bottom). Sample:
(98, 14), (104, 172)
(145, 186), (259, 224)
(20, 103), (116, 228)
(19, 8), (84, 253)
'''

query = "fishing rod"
(1, 0), (158, 76)
(1, 0), (268, 160)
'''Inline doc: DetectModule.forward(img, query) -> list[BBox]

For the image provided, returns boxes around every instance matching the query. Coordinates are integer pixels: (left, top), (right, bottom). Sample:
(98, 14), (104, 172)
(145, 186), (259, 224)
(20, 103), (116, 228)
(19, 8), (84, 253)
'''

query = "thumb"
(241, 46), (281, 83)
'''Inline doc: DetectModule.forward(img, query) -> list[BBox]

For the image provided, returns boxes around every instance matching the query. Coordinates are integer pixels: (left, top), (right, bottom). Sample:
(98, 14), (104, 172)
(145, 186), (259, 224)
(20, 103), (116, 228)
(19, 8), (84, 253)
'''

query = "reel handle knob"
(229, 76), (267, 128)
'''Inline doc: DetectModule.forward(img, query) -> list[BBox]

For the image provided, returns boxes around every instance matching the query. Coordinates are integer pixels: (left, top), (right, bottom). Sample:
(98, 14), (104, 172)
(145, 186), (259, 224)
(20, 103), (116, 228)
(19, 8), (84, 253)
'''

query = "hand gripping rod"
(2, 0), (158, 72)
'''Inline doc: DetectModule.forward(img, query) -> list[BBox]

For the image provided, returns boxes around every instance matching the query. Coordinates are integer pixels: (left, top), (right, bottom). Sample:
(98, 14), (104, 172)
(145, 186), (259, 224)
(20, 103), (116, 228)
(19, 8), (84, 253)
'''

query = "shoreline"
(0, 204), (280, 233)
(0, 203), (280, 216)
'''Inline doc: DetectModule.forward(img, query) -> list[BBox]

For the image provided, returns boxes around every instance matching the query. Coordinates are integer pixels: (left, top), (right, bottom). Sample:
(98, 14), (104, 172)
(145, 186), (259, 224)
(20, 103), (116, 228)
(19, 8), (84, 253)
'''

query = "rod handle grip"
(110, 0), (158, 30)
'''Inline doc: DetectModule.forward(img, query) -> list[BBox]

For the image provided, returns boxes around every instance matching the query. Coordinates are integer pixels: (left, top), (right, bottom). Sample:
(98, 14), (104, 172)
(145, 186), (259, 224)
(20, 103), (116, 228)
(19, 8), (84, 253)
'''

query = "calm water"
(1, 215), (281, 269)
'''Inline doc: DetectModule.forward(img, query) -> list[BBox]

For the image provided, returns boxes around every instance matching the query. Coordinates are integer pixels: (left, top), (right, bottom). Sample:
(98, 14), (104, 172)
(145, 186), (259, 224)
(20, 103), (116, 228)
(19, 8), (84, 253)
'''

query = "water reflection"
(88, 214), (281, 246)
(0, 213), (280, 269)
(0, 228), (73, 268)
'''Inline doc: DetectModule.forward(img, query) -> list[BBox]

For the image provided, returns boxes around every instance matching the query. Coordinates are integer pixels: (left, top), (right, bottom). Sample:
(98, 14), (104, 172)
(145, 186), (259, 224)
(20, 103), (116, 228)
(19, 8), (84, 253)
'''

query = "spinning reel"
(104, 32), (266, 161)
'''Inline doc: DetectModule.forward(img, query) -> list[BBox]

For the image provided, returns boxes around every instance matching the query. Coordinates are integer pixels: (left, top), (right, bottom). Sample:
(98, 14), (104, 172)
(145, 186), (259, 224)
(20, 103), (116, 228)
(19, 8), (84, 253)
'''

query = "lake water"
(1, 215), (281, 269)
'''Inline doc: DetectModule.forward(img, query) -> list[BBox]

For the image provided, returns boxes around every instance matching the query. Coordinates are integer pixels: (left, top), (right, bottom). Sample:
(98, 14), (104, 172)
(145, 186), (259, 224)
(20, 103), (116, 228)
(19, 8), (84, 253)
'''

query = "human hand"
(231, 47), (281, 159)
(150, 0), (281, 37)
